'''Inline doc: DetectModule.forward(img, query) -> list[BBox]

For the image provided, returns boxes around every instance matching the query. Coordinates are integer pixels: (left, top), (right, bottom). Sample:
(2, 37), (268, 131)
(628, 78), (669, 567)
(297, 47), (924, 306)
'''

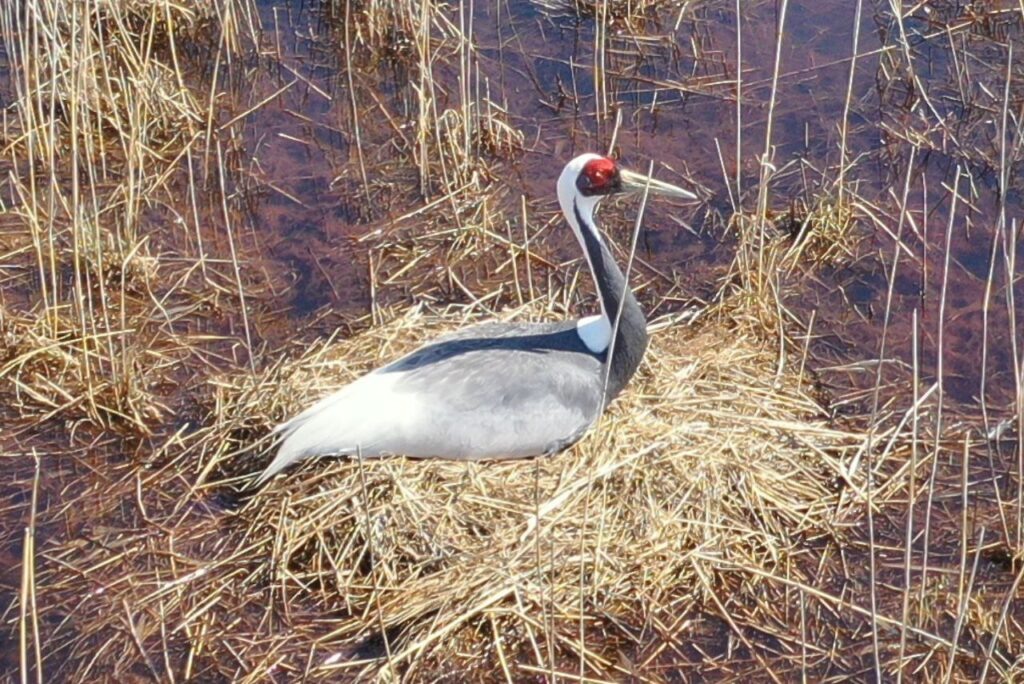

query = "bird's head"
(557, 153), (696, 232)
(574, 155), (622, 197)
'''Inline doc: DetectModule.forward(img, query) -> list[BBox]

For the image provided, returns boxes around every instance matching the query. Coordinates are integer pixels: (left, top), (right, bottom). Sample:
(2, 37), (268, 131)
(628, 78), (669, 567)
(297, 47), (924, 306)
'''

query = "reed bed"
(2, 0), (1024, 681)
(0, 0), (260, 438)
(19, 295), (899, 681)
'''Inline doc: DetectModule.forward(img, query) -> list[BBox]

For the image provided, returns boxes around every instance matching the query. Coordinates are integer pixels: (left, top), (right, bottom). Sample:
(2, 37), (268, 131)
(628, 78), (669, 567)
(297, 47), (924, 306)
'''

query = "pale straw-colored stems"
(918, 167), (961, 622)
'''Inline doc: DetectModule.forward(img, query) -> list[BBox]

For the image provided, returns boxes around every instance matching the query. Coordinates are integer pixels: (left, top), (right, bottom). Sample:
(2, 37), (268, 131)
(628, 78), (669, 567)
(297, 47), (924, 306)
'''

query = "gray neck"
(573, 202), (649, 404)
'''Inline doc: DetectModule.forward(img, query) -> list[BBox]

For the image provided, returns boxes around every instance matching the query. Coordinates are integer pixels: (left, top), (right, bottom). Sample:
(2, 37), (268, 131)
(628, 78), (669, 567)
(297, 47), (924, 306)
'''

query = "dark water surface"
(229, 0), (1024, 425)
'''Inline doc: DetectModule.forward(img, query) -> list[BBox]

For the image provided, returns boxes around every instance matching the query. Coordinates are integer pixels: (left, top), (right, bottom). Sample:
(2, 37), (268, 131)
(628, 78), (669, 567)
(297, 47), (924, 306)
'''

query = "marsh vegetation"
(1, 0), (1022, 680)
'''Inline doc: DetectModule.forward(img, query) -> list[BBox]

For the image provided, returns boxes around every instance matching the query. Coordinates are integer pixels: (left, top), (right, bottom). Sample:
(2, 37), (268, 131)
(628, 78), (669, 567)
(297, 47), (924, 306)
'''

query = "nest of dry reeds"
(21, 293), (898, 681)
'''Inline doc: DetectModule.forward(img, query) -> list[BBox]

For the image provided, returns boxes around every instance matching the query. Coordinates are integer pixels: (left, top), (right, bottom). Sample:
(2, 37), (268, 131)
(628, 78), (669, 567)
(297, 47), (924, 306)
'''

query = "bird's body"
(257, 153), (694, 483)
(272, 321), (604, 464)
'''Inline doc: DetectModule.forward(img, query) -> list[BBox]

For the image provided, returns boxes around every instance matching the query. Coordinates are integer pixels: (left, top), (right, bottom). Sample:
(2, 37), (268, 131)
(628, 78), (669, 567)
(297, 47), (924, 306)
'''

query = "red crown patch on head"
(582, 156), (617, 190)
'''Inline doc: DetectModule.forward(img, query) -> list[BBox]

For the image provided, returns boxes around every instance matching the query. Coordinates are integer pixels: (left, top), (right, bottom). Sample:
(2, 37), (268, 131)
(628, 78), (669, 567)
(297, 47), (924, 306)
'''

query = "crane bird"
(256, 153), (696, 483)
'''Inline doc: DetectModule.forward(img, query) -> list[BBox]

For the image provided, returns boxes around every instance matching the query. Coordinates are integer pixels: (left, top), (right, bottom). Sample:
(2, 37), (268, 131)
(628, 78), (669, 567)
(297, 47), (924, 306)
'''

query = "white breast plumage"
(575, 314), (612, 353)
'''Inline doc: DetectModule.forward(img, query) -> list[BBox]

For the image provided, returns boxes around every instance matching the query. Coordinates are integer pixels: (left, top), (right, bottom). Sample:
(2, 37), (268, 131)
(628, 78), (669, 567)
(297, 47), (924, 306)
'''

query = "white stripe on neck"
(576, 314), (612, 353)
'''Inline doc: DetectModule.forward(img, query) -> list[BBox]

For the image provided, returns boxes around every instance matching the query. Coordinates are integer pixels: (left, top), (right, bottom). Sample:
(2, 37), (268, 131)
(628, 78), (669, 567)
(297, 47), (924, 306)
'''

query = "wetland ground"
(1, 0), (1023, 680)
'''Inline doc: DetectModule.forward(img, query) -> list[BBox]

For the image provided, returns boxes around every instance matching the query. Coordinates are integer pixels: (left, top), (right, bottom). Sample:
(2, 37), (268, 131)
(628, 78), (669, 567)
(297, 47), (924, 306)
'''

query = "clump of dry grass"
(0, 305), (170, 435)
(318, 0), (527, 307)
(0, 0), (258, 437)
(1, 0), (213, 169)
(19, 294), (906, 681)
(328, 0), (422, 65)
(777, 196), (858, 268)
(437, 97), (525, 171)
(361, 182), (529, 313)
(718, 192), (859, 333)
(532, 0), (676, 33)
(344, 99), (527, 314)
(239, 304), (863, 680)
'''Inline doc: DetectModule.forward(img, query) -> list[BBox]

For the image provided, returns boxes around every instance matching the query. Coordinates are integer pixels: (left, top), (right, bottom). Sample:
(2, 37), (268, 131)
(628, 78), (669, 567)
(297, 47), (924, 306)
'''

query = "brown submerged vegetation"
(1, 0), (1022, 682)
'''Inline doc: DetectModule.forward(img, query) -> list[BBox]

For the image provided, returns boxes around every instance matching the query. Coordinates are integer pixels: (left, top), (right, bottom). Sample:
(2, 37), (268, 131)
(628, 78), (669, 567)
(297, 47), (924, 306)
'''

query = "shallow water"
(222, 0), (1024, 422)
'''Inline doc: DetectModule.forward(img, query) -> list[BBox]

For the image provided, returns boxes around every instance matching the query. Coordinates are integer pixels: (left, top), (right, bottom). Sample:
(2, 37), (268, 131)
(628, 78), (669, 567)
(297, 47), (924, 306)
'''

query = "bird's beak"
(619, 168), (698, 201)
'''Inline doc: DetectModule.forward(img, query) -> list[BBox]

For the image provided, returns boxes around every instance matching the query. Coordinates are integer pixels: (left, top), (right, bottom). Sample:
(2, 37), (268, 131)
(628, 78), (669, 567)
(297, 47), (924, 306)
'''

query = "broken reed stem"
(979, 559), (1024, 683)
(1007, 217), (1023, 550)
(19, 453), (42, 684)
(343, 0), (373, 211)
(216, 141), (255, 373)
(896, 306), (920, 684)
(919, 168), (960, 616)
(354, 448), (398, 680)
(945, 436), (978, 684)
(836, 0), (863, 205)
(753, 0), (788, 286)
(734, 0), (742, 205)
(863, 143), (916, 681)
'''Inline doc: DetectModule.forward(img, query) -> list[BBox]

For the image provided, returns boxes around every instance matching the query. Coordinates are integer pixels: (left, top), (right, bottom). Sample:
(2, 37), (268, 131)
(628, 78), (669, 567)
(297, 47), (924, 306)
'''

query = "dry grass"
(18, 295), (901, 681)
(531, 0), (679, 34)
(0, 0), (259, 437)
(3, 0), (1024, 681)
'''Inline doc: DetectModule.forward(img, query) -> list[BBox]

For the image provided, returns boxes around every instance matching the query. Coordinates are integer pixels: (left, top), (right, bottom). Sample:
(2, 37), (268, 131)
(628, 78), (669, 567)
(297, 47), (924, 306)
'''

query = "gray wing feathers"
(257, 324), (602, 483)
(435, 320), (575, 342)
(396, 346), (602, 454)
